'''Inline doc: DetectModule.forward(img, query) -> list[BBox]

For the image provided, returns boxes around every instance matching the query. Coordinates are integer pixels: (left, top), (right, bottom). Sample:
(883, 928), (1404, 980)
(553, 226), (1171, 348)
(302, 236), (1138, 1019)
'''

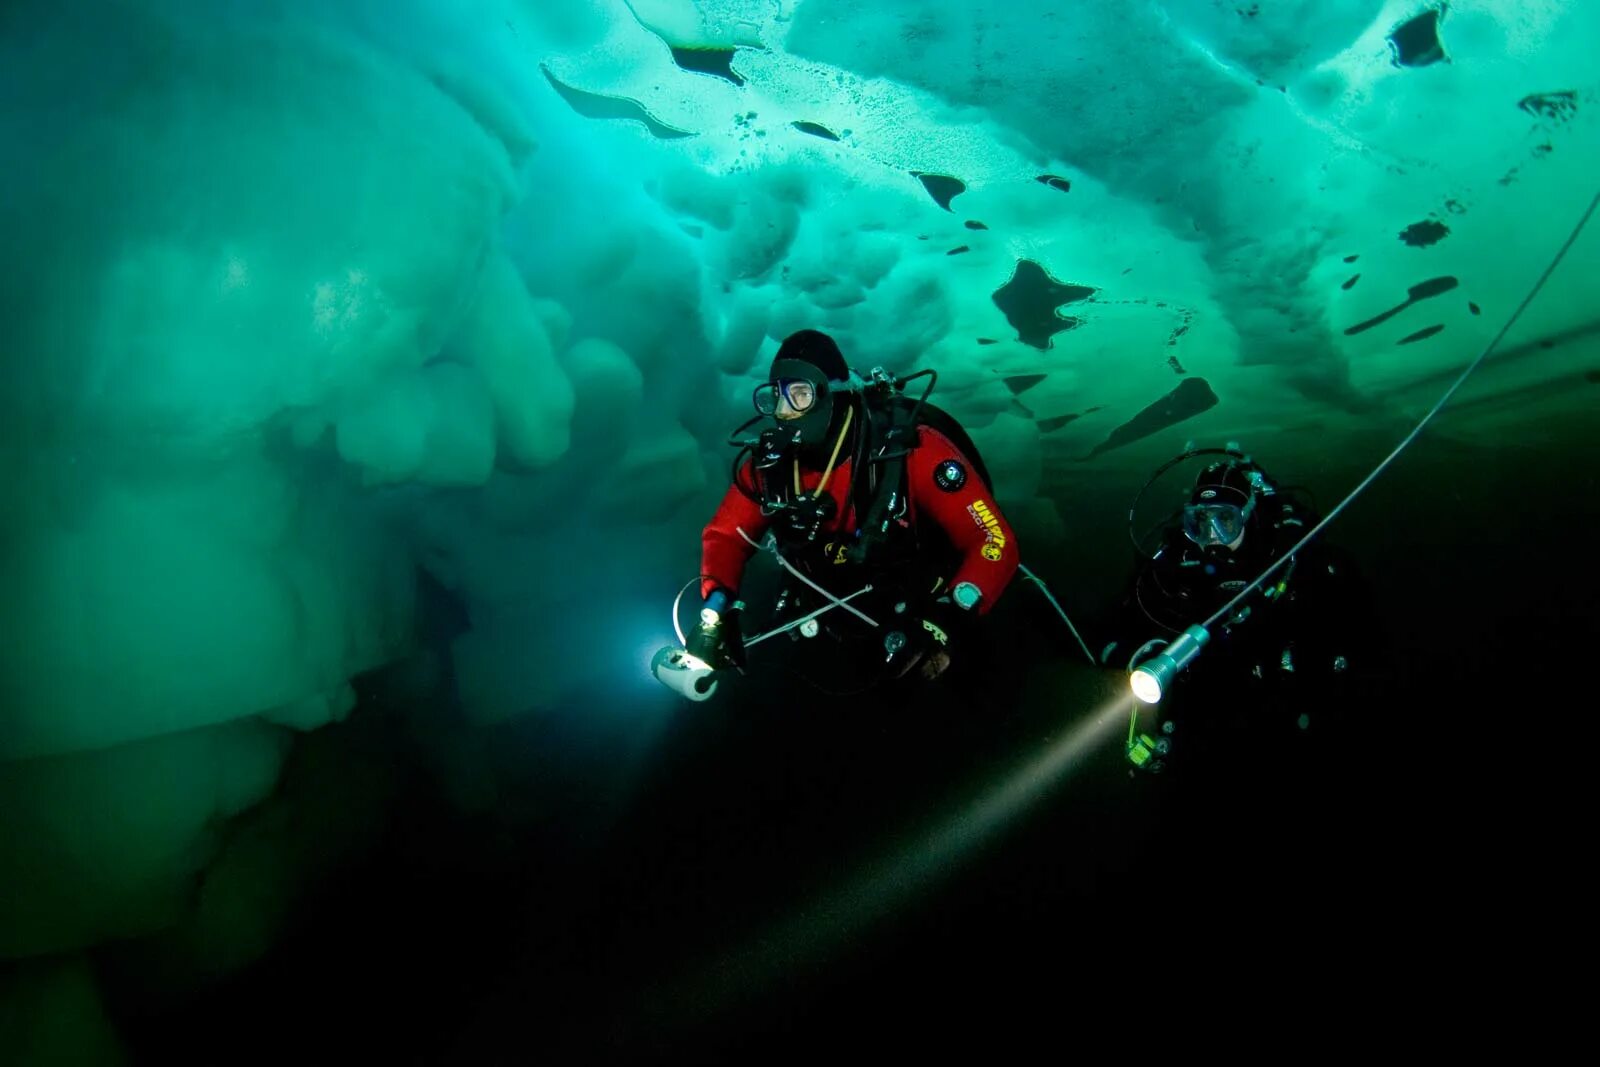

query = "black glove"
(685, 598), (746, 673)
(721, 603), (747, 672)
(904, 597), (971, 681)
(922, 596), (974, 648)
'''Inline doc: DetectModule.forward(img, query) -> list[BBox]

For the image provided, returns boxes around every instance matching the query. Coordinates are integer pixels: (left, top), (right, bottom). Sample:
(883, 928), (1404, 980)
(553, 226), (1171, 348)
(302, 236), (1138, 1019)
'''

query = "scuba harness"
(726, 366), (962, 570)
(655, 363), (987, 698)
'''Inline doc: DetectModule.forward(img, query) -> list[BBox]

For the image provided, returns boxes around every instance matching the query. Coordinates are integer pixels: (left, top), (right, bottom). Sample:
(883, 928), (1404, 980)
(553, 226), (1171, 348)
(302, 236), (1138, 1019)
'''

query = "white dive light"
(651, 646), (719, 702)
(1129, 625), (1210, 704)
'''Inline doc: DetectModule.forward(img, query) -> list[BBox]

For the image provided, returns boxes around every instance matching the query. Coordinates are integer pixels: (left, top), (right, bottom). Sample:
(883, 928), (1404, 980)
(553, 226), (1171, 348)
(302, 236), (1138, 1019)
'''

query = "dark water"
(104, 417), (1593, 1062)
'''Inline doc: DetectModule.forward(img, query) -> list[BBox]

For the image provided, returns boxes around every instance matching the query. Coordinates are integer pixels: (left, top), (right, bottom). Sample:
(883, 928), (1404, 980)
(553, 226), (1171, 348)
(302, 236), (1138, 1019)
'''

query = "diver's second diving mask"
(753, 377), (819, 418)
(1183, 500), (1251, 547)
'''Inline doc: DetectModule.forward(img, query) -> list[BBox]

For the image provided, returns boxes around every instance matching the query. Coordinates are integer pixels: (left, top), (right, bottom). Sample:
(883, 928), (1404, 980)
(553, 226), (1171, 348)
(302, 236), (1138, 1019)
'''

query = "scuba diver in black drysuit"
(1099, 445), (1385, 778)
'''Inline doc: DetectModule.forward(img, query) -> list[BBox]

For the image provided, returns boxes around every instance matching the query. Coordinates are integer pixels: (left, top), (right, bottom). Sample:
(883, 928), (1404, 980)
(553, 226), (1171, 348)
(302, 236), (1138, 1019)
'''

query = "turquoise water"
(1, 2), (1595, 1059)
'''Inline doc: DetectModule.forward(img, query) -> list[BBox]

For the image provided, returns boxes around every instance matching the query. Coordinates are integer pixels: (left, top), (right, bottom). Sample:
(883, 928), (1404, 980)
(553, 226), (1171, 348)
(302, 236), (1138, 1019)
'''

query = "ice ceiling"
(1, 0), (1596, 1052)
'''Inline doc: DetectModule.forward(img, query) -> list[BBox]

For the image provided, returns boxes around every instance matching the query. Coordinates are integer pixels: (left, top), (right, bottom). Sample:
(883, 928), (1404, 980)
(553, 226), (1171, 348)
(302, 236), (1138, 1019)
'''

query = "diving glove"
(686, 594), (746, 672)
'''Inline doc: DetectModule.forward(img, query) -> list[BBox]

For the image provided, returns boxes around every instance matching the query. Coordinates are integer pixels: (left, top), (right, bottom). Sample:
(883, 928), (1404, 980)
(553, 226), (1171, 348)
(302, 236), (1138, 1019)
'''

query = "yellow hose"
(813, 406), (853, 498)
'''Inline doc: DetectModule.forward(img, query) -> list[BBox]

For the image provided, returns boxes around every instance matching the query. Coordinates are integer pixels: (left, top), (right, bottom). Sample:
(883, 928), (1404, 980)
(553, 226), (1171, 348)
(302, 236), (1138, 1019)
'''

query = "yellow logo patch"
(966, 499), (1007, 562)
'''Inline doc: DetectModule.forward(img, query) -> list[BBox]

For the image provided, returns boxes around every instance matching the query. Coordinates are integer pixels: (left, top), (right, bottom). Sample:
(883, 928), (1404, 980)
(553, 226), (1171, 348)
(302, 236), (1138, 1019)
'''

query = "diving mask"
(753, 377), (819, 418)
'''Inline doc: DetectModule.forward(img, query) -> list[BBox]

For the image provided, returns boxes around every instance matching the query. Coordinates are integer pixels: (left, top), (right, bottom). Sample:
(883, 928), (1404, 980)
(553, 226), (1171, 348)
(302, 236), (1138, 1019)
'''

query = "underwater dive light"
(652, 588), (735, 702)
(650, 646), (719, 702)
(1129, 625), (1210, 704)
